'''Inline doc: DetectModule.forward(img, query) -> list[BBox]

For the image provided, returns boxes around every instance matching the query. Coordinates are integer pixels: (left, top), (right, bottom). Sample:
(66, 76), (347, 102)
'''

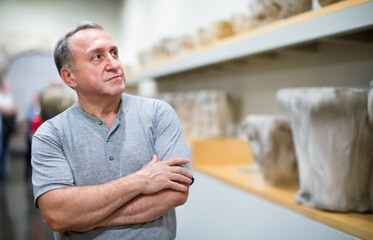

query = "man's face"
(68, 28), (125, 99)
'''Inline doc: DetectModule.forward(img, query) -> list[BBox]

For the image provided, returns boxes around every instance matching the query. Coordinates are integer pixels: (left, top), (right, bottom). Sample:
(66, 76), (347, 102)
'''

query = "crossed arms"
(37, 154), (193, 234)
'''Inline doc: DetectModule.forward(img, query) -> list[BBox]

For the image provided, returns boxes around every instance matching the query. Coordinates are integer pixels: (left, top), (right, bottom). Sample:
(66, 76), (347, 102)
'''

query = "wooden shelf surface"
(191, 138), (373, 240)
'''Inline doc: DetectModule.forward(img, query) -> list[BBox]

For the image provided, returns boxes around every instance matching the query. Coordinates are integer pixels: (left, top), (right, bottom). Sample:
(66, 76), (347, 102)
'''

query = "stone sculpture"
(230, 13), (255, 34)
(196, 28), (213, 47)
(240, 115), (298, 187)
(158, 90), (233, 138)
(247, 0), (312, 27)
(318, 0), (344, 7)
(277, 87), (373, 212)
(210, 21), (235, 40)
(179, 35), (195, 53)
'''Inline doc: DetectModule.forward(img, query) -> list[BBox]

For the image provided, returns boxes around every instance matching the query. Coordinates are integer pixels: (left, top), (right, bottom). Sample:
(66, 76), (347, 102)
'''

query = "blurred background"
(0, 0), (372, 239)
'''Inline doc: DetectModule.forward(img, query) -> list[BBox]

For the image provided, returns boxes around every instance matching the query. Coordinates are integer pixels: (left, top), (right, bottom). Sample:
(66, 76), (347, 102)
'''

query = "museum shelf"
(190, 138), (373, 240)
(128, 0), (373, 83)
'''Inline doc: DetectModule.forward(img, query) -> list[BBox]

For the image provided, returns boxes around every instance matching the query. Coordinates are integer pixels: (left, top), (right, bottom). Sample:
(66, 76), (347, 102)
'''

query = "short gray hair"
(54, 22), (104, 75)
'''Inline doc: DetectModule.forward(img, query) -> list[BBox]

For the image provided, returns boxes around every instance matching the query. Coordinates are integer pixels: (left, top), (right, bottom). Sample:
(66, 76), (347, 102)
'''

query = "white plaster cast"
(240, 115), (298, 187)
(277, 87), (373, 212)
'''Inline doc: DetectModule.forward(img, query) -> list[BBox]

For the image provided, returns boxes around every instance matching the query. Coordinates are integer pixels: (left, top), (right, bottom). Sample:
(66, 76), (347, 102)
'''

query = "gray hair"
(54, 22), (104, 75)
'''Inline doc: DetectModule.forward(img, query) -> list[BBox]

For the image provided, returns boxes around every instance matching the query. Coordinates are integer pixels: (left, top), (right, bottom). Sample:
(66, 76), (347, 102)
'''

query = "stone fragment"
(247, 0), (312, 27)
(240, 115), (298, 187)
(277, 87), (373, 212)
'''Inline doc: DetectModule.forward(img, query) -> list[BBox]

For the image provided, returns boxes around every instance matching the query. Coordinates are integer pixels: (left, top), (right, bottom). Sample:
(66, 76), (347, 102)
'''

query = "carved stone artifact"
(158, 90), (233, 138)
(247, 0), (312, 27)
(277, 87), (373, 212)
(210, 21), (235, 40)
(196, 28), (213, 47)
(240, 115), (298, 187)
(318, 0), (344, 7)
(230, 13), (255, 34)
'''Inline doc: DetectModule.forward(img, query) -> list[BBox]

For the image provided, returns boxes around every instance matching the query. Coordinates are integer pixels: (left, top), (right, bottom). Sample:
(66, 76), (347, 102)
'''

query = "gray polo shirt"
(32, 93), (190, 240)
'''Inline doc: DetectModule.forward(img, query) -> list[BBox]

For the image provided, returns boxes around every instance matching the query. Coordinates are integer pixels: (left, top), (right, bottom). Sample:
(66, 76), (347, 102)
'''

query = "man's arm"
(37, 155), (193, 234)
(75, 186), (189, 232)
(107, 188), (189, 225)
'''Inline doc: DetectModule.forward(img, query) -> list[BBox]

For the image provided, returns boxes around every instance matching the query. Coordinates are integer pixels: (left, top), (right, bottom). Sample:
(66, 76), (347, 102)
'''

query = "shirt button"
(109, 156), (114, 161)
(98, 120), (103, 125)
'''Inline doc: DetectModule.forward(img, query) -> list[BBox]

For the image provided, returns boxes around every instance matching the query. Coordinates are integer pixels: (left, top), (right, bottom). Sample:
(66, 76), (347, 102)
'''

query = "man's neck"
(77, 94), (122, 129)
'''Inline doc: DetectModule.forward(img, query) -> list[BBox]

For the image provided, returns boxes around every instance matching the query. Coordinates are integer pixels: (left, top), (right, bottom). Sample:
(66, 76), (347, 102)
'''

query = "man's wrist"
(132, 171), (148, 194)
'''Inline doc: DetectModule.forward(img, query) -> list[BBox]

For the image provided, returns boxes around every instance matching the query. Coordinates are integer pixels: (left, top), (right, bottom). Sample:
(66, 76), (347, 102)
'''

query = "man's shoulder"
(125, 93), (167, 105)
(34, 105), (76, 137)
(124, 93), (173, 112)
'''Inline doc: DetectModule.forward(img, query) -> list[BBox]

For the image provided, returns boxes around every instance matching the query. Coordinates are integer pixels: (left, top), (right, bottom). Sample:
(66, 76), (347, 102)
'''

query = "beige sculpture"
(240, 115), (298, 187)
(179, 35), (195, 53)
(230, 13), (255, 34)
(210, 21), (235, 40)
(158, 90), (233, 138)
(318, 0), (344, 7)
(247, 0), (312, 27)
(277, 87), (373, 212)
(196, 28), (213, 47)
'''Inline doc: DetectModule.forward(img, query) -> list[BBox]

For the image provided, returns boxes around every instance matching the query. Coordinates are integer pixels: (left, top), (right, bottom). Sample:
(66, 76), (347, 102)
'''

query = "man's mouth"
(107, 75), (121, 81)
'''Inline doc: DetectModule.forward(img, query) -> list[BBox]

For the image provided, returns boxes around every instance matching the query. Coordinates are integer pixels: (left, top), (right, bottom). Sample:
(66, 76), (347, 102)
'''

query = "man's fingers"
(150, 154), (158, 163)
(162, 157), (190, 166)
(170, 173), (193, 185)
(170, 166), (193, 179)
(167, 181), (188, 192)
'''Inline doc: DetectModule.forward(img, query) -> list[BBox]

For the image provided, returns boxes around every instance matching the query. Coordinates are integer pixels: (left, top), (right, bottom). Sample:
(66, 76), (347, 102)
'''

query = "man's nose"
(105, 54), (121, 70)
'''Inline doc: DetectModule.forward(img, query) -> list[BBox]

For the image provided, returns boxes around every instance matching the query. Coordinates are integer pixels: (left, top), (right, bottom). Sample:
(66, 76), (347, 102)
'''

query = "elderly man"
(31, 22), (193, 240)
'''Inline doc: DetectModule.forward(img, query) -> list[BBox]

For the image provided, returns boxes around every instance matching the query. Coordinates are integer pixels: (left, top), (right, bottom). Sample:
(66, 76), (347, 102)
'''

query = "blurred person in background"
(26, 81), (75, 181)
(26, 92), (42, 181)
(31, 22), (193, 239)
(0, 69), (17, 180)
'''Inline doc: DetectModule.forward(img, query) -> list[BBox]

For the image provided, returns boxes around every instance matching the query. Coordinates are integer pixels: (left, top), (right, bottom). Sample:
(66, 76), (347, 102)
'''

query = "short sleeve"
(31, 121), (74, 207)
(153, 101), (191, 170)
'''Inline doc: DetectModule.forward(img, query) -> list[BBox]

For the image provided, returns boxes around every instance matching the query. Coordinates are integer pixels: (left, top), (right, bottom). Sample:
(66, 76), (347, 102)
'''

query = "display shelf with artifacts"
(128, 0), (373, 83)
(191, 138), (373, 240)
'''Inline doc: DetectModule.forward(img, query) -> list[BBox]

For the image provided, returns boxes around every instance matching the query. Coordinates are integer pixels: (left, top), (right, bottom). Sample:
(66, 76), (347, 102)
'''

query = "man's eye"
(93, 55), (102, 60)
(111, 51), (118, 57)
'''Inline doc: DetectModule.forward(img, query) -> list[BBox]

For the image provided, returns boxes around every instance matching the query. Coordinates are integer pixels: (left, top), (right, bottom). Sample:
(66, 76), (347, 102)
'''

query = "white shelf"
(129, 0), (373, 82)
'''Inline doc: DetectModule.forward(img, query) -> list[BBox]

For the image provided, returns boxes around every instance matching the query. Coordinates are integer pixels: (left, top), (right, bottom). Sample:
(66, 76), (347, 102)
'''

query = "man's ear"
(60, 68), (77, 89)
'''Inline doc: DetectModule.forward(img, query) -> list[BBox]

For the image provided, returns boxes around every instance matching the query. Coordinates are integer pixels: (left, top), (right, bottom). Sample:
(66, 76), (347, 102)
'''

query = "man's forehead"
(69, 28), (113, 49)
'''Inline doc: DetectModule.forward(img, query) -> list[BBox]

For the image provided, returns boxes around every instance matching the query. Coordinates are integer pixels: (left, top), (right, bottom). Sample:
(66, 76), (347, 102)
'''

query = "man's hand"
(136, 155), (193, 194)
